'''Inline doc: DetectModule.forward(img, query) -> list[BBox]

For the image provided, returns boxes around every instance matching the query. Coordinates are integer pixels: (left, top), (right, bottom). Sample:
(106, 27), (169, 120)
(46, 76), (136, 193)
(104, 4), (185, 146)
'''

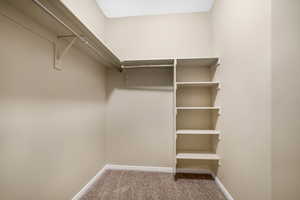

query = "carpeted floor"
(79, 170), (226, 200)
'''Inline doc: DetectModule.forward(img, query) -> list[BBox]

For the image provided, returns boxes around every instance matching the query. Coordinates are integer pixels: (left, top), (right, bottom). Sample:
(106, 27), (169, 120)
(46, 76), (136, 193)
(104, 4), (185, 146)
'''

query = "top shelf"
(122, 59), (175, 69)
(120, 58), (219, 69)
(177, 58), (219, 68)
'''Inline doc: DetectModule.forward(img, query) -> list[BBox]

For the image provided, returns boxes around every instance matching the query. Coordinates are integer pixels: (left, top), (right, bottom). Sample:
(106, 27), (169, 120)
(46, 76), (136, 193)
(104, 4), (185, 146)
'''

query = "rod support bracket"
(218, 161), (222, 167)
(54, 35), (77, 70)
(218, 135), (222, 141)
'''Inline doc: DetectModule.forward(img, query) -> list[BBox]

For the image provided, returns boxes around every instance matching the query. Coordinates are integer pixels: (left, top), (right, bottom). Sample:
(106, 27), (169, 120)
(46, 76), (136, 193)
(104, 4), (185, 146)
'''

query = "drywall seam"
(106, 164), (173, 173)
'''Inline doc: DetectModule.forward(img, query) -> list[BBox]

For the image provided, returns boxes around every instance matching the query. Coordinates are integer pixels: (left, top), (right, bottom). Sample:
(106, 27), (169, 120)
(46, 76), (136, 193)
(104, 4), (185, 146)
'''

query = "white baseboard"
(71, 165), (108, 200)
(215, 177), (235, 200)
(72, 164), (234, 200)
(106, 165), (214, 176)
(106, 164), (173, 173)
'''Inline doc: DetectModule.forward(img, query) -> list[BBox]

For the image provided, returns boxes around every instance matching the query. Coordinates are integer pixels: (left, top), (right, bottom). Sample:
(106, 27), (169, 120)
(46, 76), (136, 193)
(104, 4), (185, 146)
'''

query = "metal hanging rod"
(57, 34), (81, 39)
(122, 64), (174, 69)
(31, 0), (120, 69)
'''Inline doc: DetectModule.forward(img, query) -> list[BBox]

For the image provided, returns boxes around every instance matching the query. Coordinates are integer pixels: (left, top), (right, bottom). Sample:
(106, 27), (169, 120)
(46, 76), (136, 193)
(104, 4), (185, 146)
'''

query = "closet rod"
(32, 0), (121, 70)
(122, 64), (174, 69)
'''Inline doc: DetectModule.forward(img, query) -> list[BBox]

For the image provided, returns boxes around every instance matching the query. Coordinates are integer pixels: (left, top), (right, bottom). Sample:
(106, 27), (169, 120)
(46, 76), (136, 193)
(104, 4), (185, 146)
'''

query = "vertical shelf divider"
(173, 59), (177, 178)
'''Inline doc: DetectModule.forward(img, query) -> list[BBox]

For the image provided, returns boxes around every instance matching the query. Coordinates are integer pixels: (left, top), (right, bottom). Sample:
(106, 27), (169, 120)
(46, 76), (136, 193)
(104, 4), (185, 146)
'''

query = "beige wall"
(106, 68), (174, 166)
(272, 0), (300, 199)
(212, 0), (271, 200)
(61, 0), (106, 41)
(105, 13), (213, 167)
(105, 12), (213, 60)
(0, 1), (106, 200)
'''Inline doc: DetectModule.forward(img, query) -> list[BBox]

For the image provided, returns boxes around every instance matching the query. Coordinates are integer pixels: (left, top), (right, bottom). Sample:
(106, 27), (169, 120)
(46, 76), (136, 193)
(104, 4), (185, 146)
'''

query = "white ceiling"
(96, 0), (215, 18)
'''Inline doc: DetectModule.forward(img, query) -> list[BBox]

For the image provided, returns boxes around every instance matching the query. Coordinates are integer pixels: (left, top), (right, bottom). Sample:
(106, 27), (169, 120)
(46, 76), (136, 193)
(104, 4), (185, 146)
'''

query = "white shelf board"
(121, 59), (174, 68)
(176, 152), (220, 160)
(177, 58), (219, 68)
(176, 81), (220, 87)
(176, 106), (220, 110)
(176, 130), (220, 135)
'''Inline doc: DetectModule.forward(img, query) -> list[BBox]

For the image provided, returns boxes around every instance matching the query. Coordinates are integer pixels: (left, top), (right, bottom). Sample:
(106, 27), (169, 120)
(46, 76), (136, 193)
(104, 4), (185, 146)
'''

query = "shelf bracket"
(54, 35), (77, 70)
(218, 161), (222, 167)
(124, 68), (129, 87)
(217, 58), (221, 66)
(218, 135), (222, 141)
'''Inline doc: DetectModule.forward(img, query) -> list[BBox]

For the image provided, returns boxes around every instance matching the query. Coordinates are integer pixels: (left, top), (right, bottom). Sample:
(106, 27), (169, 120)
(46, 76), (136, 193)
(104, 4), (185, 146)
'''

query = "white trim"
(215, 177), (235, 200)
(106, 165), (215, 176)
(71, 165), (108, 200)
(106, 164), (173, 173)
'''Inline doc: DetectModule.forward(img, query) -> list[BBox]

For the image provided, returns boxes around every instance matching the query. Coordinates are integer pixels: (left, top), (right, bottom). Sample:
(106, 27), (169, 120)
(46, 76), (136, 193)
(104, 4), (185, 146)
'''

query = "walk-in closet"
(1, 0), (299, 200)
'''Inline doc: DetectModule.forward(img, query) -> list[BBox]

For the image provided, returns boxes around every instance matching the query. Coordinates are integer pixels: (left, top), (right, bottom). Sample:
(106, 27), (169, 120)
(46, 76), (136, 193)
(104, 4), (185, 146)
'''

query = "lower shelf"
(176, 151), (220, 160)
(176, 106), (220, 110)
(176, 129), (220, 135)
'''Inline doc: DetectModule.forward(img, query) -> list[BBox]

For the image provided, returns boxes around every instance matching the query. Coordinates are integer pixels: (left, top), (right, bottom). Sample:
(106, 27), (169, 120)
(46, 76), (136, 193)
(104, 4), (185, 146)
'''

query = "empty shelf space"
(176, 129), (220, 135)
(176, 81), (220, 87)
(176, 86), (216, 107)
(176, 58), (219, 82)
(176, 106), (220, 110)
(177, 58), (219, 68)
(176, 151), (220, 160)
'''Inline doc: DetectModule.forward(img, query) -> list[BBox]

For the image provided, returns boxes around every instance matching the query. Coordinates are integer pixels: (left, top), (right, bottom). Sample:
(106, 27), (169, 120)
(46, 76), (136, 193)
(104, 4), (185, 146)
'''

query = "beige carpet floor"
(80, 170), (226, 200)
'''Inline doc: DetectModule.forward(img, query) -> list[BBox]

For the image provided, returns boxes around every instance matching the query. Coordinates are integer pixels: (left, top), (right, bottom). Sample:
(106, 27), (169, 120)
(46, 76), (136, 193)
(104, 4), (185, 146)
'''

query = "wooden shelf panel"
(176, 107), (220, 110)
(176, 81), (220, 87)
(176, 151), (220, 160)
(176, 130), (220, 135)
(121, 59), (174, 68)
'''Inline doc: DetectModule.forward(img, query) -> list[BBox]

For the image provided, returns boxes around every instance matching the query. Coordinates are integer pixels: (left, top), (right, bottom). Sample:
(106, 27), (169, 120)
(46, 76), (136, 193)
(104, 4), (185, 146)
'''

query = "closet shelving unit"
(174, 58), (221, 178)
